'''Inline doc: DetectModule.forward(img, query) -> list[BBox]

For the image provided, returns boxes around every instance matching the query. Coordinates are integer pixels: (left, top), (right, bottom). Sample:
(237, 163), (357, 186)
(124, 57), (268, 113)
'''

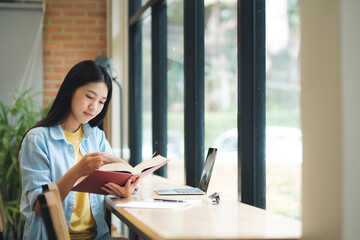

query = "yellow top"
(64, 126), (96, 239)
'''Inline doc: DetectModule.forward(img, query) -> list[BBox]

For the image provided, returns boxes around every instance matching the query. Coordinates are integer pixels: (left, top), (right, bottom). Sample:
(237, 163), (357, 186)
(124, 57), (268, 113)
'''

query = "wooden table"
(105, 174), (301, 240)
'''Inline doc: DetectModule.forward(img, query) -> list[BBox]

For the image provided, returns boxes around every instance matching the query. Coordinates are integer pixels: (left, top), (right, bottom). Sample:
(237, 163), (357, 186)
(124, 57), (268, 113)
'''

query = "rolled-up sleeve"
(19, 130), (51, 210)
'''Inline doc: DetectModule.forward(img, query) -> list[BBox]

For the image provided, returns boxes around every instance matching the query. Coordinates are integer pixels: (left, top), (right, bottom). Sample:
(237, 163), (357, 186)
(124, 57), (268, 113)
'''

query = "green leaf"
(0, 88), (49, 233)
(5, 209), (14, 225)
(5, 162), (15, 181)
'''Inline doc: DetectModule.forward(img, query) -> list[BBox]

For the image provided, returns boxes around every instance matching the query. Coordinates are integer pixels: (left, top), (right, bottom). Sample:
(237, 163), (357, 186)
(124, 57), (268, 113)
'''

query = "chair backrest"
(38, 183), (70, 240)
(0, 193), (7, 239)
(42, 182), (62, 203)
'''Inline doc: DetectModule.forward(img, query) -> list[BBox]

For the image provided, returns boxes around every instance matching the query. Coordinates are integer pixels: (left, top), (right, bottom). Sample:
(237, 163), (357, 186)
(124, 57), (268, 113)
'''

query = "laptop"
(155, 148), (217, 195)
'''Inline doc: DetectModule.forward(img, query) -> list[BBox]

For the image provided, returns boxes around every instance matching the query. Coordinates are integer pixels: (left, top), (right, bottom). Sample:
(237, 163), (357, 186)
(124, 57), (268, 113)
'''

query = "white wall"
(0, 2), (43, 106)
(341, 0), (360, 239)
(110, 0), (130, 159)
(301, 0), (360, 239)
(301, 0), (341, 239)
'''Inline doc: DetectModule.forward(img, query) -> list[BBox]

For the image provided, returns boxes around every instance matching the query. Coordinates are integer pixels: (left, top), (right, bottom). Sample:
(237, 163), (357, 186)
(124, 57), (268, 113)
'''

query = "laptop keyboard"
(173, 188), (203, 194)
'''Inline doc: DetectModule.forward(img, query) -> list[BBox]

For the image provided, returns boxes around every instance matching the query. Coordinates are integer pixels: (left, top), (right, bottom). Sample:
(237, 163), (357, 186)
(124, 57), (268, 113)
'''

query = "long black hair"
(35, 60), (112, 129)
(18, 60), (112, 158)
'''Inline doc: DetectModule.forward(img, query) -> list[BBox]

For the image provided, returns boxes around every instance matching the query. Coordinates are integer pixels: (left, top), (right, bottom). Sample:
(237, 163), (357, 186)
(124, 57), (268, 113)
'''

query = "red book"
(72, 155), (169, 195)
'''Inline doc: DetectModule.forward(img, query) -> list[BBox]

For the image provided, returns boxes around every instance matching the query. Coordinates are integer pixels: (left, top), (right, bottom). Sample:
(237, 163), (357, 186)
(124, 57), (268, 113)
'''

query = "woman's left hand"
(101, 177), (140, 198)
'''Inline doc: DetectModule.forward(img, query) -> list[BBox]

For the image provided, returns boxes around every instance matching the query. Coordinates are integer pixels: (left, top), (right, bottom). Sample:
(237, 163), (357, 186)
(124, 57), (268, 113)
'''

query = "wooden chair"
(0, 193), (6, 240)
(38, 183), (70, 240)
(39, 183), (127, 240)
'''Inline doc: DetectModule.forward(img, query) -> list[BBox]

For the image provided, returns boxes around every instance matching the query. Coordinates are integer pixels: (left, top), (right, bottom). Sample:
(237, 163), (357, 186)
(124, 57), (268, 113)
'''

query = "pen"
(154, 198), (184, 203)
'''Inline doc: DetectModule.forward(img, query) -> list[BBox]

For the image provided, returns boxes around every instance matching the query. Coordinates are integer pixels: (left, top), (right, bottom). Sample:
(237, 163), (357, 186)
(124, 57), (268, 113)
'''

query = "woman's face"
(63, 81), (108, 132)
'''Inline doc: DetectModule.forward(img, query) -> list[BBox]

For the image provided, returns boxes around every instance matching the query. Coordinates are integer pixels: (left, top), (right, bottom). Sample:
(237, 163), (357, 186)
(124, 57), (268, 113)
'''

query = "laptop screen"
(198, 148), (217, 192)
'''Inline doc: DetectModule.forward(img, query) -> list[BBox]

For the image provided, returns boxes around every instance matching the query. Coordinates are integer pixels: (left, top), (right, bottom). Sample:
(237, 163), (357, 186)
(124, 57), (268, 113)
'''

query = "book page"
(100, 155), (134, 173)
(133, 155), (168, 173)
(98, 154), (168, 174)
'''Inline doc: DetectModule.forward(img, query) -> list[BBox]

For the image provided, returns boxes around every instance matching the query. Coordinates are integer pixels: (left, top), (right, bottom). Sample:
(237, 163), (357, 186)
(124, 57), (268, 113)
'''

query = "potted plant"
(0, 89), (48, 240)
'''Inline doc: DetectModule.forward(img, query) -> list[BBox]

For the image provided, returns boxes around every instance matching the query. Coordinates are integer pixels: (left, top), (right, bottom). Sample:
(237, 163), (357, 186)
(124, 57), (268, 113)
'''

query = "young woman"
(19, 60), (139, 240)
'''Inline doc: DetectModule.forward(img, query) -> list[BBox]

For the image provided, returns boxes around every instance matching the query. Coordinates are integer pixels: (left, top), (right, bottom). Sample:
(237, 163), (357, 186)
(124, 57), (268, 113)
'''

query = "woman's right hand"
(73, 152), (109, 178)
(54, 152), (110, 203)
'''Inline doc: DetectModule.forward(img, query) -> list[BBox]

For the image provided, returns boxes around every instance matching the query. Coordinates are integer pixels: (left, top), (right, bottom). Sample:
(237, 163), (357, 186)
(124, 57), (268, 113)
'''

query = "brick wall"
(43, 0), (107, 106)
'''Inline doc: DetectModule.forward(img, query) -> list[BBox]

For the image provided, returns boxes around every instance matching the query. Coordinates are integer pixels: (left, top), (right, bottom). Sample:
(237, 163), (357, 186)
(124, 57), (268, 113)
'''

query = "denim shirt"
(19, 123), (114, 240)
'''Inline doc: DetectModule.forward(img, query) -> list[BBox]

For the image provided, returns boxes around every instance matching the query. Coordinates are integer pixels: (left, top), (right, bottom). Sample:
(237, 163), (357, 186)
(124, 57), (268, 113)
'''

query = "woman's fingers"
(83, 153), (109, 167)
(102, 178), (139, 197)
(132, 177), (140, 186)
(101, 182), (120, 196)
(76, 152), (110, 176)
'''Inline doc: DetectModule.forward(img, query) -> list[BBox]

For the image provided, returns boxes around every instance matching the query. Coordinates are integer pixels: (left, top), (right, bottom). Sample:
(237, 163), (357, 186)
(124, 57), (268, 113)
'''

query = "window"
(127, 0), (301, 220)
(204, 0), (237, 199)
(167, 0), (185, 183)
(266, 0), (301, 219)
(142, 9), (153, 160)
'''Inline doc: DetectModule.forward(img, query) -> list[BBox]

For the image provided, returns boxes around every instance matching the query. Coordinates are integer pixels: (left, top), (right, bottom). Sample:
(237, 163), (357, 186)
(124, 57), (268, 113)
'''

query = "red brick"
(44, 74), (64, 81)
(99, 35), (107, 41)
(44, 42), (61, 49)
(53, 66), (72, 73)
(43, 34), (50, 41)
(65, 27), (86, 33)
(51, 18), (73, 25)
(44, 26), (63, 33)
(52, 35), (73, 41)
(88, 11), (106, 18)
(43, 82), (52, 89)
(44, 58), (63, 65)
(78, 51), (100, 57)
(53, 82), (63, 89)
(64, 11), (85, 17)
(75, 3), (97, 9)
(98, 3), (106, 10)
(97, 18), (106, 26)
(53, 51), (75, 57)
(75, 35), (97, 41)
(43, 66), (51, 73)
(63, 43), (85, 49)
(75, 19), (96, 25)
(87, 42), (106, 49)
(64, 59), (82, 65)
(43, 50), (52, 57)
(46, 10), (62, 17)
(88, 27), (105, 33)
(52, 3), (73, 9)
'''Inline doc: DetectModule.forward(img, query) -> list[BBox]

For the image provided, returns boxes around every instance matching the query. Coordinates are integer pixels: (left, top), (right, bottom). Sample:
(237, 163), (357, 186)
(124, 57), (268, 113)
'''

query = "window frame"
(127, 0), (266, 208)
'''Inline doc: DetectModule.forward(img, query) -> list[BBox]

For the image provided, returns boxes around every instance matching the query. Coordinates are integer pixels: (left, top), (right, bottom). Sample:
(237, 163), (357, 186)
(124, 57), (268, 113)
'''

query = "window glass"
(167, 0), (185, 183)
(266, 0), (301, 219)
(142, 13), (153, 160)
(204, 0), (238, 200)
(138, 1), (301, 221)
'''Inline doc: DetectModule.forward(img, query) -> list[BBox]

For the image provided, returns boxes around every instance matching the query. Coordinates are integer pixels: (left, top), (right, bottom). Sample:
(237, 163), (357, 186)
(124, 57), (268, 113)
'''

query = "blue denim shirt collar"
(49, 123), (92, 140)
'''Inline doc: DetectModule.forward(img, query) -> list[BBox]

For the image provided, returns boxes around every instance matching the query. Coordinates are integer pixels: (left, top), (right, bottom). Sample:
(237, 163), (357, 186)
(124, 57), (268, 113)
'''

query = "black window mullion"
(183, 0), (205, 187)
(151, 0), (167, 177)
(238, 0), (266, 208)
(129, 0), (143, 167)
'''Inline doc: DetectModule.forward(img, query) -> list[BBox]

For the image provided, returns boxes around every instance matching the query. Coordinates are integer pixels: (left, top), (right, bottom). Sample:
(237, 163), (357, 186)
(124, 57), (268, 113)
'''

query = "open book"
(72, 154), (169, 195)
